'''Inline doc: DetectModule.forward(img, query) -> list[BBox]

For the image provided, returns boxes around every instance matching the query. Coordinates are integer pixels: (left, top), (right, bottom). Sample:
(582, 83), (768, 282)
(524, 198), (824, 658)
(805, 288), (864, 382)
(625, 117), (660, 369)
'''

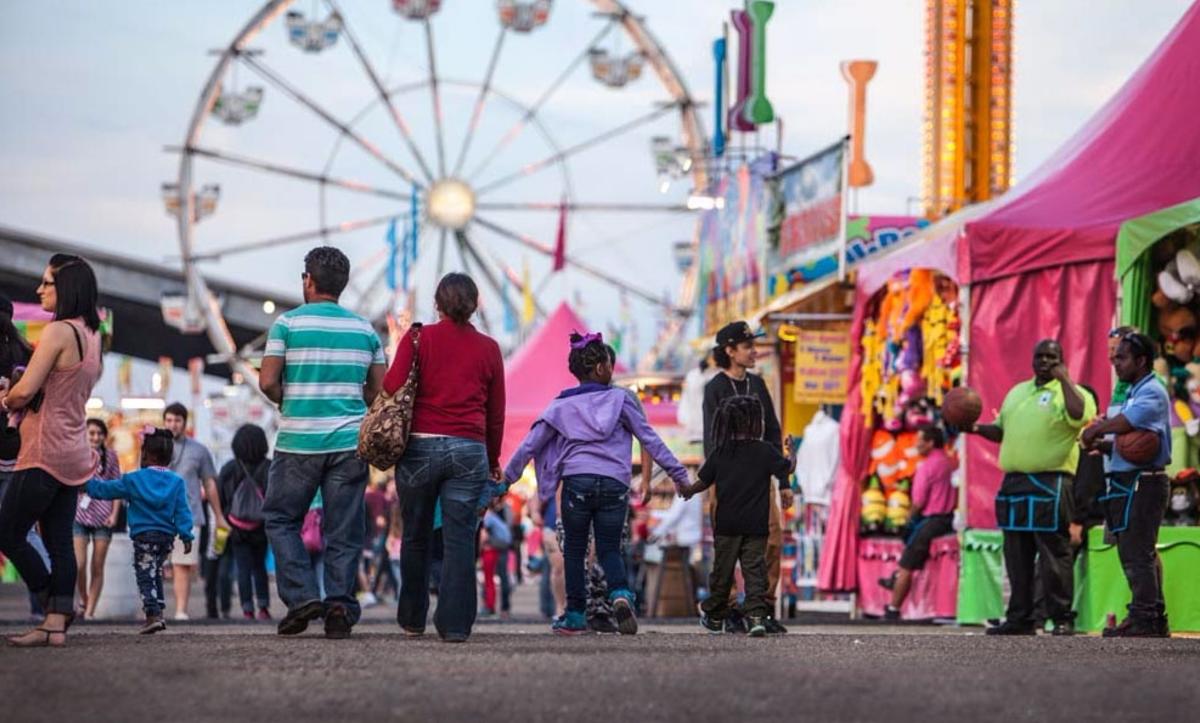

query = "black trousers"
(1003, 527), (1074, 626)
(204, 552), (234, 618)
(1115, 474), (1169, 622)
(0, 468), (79, 615)
(702, 534), (769, 620)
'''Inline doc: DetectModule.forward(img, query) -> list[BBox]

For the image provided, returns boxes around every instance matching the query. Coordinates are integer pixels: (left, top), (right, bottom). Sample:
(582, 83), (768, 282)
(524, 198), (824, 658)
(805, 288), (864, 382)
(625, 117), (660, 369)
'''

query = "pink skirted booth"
(816, 209), (978, 618)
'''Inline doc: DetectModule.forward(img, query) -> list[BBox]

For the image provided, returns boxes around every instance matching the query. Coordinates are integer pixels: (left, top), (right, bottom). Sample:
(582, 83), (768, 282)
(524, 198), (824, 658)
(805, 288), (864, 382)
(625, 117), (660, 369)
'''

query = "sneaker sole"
(277, 602), (325, 636)
(552, 627), (591, 637)
(748, 627), (767, 638)
(613, 598), (638, 636)
(699, 619), (723, 635)
(139, 623), (166, 635)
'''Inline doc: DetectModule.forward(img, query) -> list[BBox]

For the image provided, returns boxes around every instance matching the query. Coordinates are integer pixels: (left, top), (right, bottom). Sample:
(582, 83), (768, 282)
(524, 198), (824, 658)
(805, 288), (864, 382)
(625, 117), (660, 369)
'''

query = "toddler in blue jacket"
(87, 427), (193, 634)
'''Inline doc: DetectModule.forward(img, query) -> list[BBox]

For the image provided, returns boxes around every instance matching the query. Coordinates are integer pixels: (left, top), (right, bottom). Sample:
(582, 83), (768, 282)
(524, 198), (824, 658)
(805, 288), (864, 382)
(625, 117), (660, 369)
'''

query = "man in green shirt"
(968, 339), (1095, 636)
(260, 246), (386, 640)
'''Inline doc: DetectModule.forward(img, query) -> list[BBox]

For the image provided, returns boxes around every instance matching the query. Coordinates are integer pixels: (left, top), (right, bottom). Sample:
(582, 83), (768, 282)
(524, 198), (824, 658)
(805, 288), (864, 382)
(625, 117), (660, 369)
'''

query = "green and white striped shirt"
(265, 302), (386, 454)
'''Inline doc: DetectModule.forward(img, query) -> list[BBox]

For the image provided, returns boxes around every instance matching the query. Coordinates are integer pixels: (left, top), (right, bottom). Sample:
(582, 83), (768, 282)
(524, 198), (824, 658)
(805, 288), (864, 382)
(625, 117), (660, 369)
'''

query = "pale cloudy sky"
(0, 0), (1193, 358)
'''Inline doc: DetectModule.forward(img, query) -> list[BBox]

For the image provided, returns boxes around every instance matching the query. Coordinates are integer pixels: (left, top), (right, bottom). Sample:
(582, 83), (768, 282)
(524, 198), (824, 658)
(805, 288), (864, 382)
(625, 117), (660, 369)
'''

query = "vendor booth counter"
(955, 527), (1200, 632)
(857, 534), (958, 620)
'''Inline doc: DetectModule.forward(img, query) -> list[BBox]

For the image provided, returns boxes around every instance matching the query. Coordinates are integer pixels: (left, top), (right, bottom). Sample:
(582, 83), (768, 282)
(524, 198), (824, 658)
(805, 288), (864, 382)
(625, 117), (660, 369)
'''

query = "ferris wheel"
(166, 0), (708, 383)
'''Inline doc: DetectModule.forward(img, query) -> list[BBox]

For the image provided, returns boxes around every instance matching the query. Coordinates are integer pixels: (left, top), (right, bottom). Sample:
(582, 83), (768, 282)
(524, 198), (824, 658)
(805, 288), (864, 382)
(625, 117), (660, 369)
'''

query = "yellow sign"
(792, 329), (850, 404)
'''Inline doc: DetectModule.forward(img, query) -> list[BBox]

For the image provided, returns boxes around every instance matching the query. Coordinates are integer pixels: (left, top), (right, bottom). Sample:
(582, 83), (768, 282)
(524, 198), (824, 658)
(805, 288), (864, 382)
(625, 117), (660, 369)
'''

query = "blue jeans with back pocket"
(560, 474), (631, 614)
(394, 436), (489, 639)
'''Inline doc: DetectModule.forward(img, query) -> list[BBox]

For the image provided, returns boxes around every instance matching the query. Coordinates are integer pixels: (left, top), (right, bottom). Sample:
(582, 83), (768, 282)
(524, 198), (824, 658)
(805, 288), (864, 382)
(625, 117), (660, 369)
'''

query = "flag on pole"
(385, 218), (399, 291)
(503, 274), (518, 333)
(409, 185), (420, 261)
(552, 196), (567, 272)
(521, 258), (535, 326)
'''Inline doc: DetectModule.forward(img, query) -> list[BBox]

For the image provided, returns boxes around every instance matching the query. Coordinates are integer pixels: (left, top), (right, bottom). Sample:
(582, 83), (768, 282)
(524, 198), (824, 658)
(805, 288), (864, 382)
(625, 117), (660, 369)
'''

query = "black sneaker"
(1050, 620), (1075, 637)
(724, 609), (748, 634)
(588, 615), (619, 634)
(763, 615), (788, 634)
(883, 606), (901, 621)
(1102, 617), (1160, 638)
(277, 600), (324, 636)
(324, 604), (352, 640)
(747, 616), (767, 638)
(611, 593), (638, 636)
(985, 621), (1036, 636)
(699, 613), (723, 634)
(1156, 615), (1171, 638)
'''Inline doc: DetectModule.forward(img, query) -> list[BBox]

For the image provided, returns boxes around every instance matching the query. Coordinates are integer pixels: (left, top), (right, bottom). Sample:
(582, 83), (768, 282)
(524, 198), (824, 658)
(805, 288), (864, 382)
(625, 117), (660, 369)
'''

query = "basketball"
(941, 386), (983, 429)
(1116, 429), (1161, 466)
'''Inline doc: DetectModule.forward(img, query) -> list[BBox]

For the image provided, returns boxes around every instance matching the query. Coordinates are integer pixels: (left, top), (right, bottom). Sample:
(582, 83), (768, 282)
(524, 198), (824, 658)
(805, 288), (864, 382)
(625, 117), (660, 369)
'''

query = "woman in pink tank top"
(0, 254), (103, 647)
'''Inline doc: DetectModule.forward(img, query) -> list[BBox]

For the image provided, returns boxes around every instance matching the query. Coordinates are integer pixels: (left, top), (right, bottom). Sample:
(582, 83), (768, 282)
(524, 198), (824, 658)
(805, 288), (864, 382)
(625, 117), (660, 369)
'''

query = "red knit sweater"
(383, 320), (506, 468)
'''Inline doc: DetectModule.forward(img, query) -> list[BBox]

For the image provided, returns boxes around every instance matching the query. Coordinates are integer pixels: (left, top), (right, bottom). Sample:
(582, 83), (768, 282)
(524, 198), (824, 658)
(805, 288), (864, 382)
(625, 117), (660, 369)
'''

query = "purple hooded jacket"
(503, 385), (690, 503)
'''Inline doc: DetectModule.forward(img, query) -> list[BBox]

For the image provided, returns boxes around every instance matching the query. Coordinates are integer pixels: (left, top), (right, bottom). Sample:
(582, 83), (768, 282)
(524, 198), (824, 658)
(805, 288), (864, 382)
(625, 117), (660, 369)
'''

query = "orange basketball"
(941, 386), (982, 429)
(1116, 430), (1161, 466)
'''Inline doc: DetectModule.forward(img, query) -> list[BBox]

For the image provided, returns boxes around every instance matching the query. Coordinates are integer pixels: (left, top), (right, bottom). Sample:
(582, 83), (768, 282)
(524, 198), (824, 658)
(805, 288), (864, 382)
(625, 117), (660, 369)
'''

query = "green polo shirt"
(995, 378), (1096, 475)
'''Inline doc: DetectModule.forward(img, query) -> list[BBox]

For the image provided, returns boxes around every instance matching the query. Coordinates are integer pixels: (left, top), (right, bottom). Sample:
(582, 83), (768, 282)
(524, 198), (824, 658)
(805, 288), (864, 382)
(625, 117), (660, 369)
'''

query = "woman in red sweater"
(385, 273), (505, 643)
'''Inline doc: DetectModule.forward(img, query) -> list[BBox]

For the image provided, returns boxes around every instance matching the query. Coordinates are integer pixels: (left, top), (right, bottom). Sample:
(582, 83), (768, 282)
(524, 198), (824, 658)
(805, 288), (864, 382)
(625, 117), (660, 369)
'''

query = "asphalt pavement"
(1, 583), (1198, 722)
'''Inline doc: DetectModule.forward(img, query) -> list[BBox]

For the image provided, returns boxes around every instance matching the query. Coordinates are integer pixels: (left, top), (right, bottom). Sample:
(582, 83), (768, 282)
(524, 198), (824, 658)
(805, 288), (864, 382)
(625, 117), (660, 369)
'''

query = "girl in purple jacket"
(504, 332), (690, 636)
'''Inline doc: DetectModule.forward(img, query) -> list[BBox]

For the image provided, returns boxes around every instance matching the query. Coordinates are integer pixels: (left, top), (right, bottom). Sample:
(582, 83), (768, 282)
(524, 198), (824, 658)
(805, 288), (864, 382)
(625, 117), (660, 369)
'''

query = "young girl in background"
(73, 418), (121, 619)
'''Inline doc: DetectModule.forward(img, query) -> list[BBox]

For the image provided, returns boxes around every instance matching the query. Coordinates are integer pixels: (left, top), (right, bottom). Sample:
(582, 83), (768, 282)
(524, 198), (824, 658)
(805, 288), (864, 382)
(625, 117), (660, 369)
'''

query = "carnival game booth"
(812, 201), (994, 620)
(954, 4), (1200, 631)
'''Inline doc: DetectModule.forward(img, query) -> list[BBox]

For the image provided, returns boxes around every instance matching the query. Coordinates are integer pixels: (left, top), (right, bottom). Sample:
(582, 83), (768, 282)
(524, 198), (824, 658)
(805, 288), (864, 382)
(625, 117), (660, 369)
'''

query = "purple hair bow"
(570, 331), (603, 350)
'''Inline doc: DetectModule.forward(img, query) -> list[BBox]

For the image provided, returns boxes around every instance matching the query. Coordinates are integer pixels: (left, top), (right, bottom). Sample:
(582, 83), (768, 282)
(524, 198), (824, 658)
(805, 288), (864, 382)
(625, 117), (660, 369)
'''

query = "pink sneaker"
(243, 611), (255, 620)
(257, 608), (272, 621)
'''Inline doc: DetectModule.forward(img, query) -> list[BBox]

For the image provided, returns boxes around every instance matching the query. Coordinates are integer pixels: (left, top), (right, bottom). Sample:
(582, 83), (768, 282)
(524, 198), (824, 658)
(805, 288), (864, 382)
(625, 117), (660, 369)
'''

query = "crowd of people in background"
(0, 245), (1175, 646)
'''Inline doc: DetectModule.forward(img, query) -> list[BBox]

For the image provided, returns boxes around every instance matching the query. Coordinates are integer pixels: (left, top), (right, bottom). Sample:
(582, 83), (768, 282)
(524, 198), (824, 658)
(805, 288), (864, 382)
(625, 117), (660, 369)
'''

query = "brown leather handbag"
(358, 323), (421, 470)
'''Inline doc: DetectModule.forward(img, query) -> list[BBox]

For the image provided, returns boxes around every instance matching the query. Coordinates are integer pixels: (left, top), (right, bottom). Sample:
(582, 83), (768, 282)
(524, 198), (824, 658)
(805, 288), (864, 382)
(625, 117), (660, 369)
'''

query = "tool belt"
(1099, 469), (1166, 534)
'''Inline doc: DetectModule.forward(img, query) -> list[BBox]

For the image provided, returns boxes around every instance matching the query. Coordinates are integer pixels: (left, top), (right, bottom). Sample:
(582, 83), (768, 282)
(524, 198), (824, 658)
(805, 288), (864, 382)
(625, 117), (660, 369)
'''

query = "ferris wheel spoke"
(475, 104), (677, 196)
(171, 145), (410, 202)
(472, 215), (666, 309)
(188, 214), (402, 262)
(455, 229), (525, 325)
(325, 0), (437, 185)
(451, 28), (507, 179)
(424, 19), (448, 179)
(435, 228), (449, 277)
(239, 53), (423, 187)
(467, 21), (617, 183)
(476, 201), (690, 213)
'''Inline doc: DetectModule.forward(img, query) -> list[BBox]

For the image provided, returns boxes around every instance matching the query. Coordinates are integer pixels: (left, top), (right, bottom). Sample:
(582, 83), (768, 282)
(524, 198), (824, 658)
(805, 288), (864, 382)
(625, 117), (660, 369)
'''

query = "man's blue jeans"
(264, 451), (368, 624)
(394, 436), (489, 639)
(560, 475), (630, 614)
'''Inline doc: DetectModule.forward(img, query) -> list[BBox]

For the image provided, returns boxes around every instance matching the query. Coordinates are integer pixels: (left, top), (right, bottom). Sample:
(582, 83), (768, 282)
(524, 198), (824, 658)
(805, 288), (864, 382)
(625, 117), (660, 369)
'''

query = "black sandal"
(6, 627), (67, 648)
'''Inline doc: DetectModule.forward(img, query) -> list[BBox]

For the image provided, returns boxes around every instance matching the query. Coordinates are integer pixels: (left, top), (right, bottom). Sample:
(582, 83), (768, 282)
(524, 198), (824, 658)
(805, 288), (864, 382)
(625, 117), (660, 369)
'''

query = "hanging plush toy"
(861, 475), (887, 534)
(1157, 248), (1200, 304)
(1165, 469), (1199, 526)
(884, 479), (912, 534)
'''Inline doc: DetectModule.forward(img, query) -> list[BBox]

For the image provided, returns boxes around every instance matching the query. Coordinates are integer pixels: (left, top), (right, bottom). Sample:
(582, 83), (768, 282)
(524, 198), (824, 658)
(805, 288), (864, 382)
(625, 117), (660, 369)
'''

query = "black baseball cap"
(714, 321), (764, 349)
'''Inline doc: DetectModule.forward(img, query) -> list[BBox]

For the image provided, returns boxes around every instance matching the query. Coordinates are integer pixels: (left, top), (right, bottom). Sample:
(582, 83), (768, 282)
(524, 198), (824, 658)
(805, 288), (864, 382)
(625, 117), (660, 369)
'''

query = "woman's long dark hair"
(711, 395), (764, 454)
(232, 424), (269, 466)
(49, 254), (101, 332)
(87, 418), (114, 479)
(0, 295), (32, 377)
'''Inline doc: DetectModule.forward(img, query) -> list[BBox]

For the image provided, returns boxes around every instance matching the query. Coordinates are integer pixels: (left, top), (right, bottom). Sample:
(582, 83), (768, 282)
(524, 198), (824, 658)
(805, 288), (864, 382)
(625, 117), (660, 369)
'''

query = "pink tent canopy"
(959, 3), (1200, 527)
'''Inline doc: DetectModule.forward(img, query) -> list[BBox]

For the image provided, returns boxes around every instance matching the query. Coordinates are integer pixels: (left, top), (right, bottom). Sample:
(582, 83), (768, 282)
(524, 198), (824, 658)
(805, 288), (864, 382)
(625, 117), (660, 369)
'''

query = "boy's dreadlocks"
(711, 394), (764, 454)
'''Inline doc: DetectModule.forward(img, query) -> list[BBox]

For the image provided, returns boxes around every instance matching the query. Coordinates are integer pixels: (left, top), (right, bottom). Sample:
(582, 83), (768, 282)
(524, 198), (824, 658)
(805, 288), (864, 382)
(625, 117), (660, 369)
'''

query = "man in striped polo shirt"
(260, 246), (386, 639)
